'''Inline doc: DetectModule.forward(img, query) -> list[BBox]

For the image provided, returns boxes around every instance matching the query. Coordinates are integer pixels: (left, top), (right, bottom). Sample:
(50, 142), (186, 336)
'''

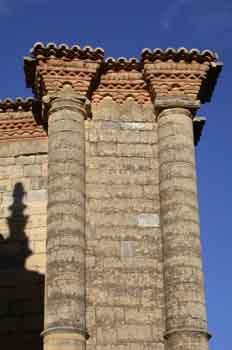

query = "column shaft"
(157, 107), (209, 350)
(44, 95), (86, 350)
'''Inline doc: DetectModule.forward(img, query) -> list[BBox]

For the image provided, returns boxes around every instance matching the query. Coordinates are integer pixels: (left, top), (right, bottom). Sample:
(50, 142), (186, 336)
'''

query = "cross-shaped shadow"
(0, 182), (44, 350)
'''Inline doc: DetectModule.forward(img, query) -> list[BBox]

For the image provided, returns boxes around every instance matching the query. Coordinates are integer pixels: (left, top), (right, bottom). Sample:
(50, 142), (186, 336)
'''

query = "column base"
(41, 327), (87, 350)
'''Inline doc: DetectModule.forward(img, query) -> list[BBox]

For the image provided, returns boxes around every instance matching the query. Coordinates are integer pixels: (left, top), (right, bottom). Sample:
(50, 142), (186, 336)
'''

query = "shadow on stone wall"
(0, 182), (44, 350)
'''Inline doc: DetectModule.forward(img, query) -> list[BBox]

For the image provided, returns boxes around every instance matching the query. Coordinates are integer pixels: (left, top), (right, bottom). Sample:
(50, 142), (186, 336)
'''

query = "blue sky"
(0, 0), (231, 348)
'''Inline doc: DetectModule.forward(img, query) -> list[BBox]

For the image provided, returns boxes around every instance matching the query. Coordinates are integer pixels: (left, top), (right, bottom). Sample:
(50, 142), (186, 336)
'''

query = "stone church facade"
(0, 43), (222, 350)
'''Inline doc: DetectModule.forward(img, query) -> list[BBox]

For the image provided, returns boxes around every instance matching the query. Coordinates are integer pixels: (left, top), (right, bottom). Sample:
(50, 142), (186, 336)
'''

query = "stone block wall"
(0, 43), (222, 350)
(0, 102), (165, 350)
(86, 99), (165, 350)
(0, 139), (47, 350)
(0, 101), (165, 350)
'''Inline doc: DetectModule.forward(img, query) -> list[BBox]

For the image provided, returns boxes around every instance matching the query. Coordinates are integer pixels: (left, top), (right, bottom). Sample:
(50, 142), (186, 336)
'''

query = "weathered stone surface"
(117, 325), (153, 342)
(0, 152), (47, 350)
(0, 139), (48, 157)
(45, 95), (87, 341)
(0, 44), (221, 350)
(157, 102), (209, 350)
(86, 99), (164, 350)
(137, 213), (160, 227)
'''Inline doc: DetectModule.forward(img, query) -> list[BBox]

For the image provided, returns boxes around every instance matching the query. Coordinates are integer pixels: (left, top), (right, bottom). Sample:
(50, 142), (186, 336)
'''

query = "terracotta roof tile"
(104, 57), (141, 71)
(30, 41), (104, 61)
(0, 97), (33, 112)
(24, 43), (222, 104)
(141, 47), (218, 62)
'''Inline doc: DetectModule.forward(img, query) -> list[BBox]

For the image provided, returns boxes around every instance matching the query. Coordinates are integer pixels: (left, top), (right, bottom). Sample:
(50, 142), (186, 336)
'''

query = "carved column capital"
(155, 96), (200, 120)
(41, 85), (91, 121)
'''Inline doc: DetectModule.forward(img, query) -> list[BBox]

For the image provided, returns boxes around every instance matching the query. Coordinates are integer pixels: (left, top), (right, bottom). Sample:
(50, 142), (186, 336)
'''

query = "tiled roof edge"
(0, 97), (34, 112)
(141, 47), (219, 62)
(30, 42), (105, 60)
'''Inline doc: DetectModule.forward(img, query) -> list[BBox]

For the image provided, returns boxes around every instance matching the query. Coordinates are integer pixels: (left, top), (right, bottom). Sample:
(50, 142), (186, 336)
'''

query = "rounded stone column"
(42, 89), (87, 350)
(156, 97), (210, 350)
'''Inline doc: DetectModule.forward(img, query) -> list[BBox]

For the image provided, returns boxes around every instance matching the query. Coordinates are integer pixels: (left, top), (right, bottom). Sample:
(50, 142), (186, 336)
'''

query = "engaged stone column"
(42, 86), (87, 350)
(24, 42), (104, 350)
(156, 97), (210, 350)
